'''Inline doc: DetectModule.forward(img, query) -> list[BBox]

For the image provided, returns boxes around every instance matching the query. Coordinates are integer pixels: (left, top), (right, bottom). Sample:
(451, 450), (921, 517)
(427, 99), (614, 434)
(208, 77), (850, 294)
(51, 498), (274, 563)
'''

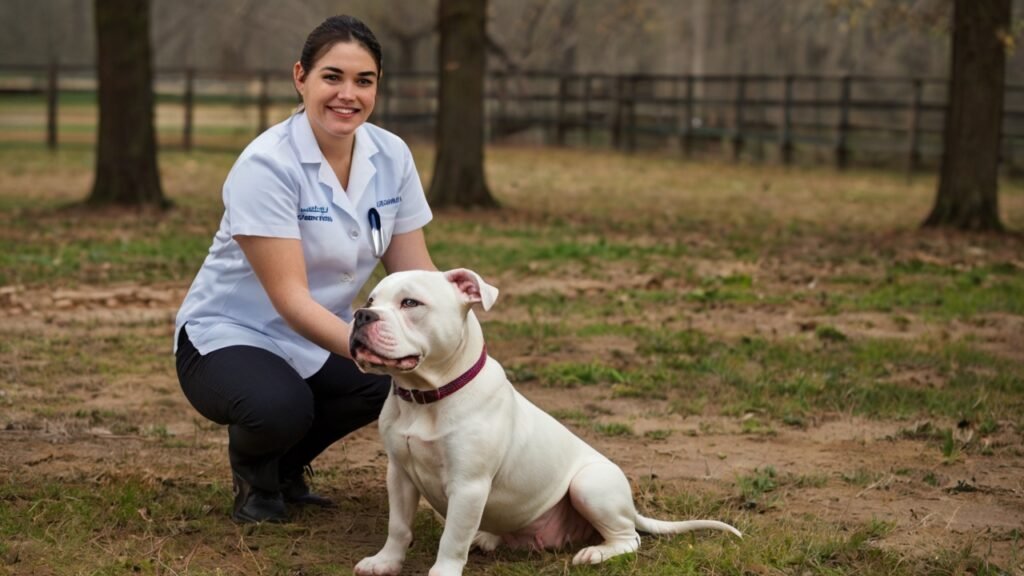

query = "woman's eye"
(401, 298), (421, 308)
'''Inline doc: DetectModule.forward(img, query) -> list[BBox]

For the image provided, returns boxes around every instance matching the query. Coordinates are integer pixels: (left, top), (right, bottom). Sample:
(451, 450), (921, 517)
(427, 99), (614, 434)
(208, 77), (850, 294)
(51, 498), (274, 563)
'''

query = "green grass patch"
(662, 330), (1021, 422)
(593, 422), (634, 437)
(737, 466), (779, 505)
(538, 362), (626, 388)
(527, 324), (1024, 423)
(547, 408), (593, 425)
(3, 329), (170, 385)
(643, 429), (672, 440)
(841, 468), (883, 487)
(832, 262), (1024, 318)
(684, 273), (761, 305)
(429, 228), (689, 277)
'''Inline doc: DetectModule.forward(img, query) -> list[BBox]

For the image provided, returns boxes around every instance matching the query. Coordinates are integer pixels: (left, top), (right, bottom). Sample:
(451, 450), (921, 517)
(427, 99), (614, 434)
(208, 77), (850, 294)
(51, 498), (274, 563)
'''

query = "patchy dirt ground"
(2, 262), (1022, 574)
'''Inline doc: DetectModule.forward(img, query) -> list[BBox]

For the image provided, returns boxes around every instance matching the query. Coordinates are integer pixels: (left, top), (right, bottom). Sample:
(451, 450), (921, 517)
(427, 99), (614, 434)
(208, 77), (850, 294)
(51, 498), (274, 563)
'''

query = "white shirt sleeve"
(392, 143), (433, 235)
(225, 153), (302, 239)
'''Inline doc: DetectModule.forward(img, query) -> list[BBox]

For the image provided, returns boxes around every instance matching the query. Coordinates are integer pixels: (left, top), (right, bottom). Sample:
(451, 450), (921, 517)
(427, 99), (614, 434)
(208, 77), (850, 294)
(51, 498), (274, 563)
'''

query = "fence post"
(905, 78), (922, 178)
(183, 68), (194, 152)
(46, 59), (58, 150)
(258, 71), (270, 134)
(813, 76), (824, 160)
(835, 74), (851, 170)
(780, 75), (794, 164)
(626, 75), (637, 153)
(681, 74), (694, 157)
(611, 76), (625, 150)
(556, 74), (569, 146)
(731, 75), (746, 161)
(582, 74), (592, 145)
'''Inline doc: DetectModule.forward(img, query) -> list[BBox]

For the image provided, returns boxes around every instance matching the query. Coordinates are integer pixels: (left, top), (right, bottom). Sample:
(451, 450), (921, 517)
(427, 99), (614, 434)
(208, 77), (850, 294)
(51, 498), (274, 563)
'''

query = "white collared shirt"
(174, 112), (432, 378)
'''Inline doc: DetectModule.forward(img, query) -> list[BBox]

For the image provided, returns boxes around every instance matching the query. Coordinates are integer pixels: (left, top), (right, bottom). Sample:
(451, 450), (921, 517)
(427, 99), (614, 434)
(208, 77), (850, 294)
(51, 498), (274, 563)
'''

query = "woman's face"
(294, 41), (378, 144)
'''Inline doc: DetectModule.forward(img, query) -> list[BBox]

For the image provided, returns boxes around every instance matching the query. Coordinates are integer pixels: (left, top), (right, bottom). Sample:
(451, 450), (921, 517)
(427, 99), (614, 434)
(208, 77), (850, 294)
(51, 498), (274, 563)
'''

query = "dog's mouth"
(350, 337), (420, 372)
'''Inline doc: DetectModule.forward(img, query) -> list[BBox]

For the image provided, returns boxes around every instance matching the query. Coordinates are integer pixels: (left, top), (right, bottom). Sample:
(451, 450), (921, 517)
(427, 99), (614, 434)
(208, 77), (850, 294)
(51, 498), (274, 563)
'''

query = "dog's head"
(349, 268), (498, 376)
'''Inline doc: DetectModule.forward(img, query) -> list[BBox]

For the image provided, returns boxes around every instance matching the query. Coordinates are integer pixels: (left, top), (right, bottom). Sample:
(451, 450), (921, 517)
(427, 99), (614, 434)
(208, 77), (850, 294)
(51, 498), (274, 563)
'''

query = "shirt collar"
(291, 111), (380, 210)
(291, 111), (322, 164)
(347, 124), (379, 208)
(290, 111), (380, 167)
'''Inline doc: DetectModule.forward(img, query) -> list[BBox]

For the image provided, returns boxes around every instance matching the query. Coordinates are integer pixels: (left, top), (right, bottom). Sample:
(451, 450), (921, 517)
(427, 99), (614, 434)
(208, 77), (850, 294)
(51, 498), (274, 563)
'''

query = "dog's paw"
(354, 554), (403, 576)
(571, 537), (641, 565)
(471, 531), (502, 553)
(572, 545), (606, 565)
(427, 562), (463, 576)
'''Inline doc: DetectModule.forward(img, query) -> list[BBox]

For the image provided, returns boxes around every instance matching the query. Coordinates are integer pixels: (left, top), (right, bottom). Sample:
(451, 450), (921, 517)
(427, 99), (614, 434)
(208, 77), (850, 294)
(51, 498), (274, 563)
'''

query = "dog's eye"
(400, 298), (422, 309)
(365, 298), (374, 307)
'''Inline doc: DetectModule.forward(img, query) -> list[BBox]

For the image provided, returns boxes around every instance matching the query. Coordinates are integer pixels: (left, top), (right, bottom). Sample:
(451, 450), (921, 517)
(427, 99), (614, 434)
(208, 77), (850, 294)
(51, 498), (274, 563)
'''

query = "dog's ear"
(444, 268), (499, 311)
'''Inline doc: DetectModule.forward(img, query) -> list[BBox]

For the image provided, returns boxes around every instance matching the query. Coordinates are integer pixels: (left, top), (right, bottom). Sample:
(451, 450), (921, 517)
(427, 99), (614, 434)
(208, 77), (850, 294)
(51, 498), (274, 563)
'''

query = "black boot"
(280, 465), (335, 508)
(232, 472), (287, 523)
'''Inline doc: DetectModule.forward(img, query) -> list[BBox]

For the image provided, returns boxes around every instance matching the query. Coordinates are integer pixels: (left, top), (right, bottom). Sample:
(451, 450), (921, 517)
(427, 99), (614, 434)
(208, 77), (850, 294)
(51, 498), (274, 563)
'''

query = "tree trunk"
(924, 0), (1009, 231)
(89, 0), (167, 208)
(428, 0), (498, 209)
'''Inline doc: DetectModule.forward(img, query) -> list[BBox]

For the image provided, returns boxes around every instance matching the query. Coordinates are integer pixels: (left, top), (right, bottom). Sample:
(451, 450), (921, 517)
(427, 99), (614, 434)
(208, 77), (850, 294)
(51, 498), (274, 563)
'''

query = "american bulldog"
(350, 269), (740, 576)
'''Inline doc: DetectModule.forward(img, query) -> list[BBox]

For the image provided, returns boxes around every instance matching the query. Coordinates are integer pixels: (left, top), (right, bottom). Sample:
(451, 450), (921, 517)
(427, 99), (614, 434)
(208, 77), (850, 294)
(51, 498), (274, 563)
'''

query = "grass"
(497, 324), (1024, 423)
(736, 466), (779, 504)
(0, 475), (997, 576)
(832, 262), (1024, 318)
(2, 142), (1022, 574)
(537, 362), (627, 388)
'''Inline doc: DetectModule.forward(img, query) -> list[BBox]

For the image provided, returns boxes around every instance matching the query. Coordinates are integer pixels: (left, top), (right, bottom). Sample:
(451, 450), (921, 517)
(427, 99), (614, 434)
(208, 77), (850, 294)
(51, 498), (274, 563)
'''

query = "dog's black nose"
(353, 309), (380, 330)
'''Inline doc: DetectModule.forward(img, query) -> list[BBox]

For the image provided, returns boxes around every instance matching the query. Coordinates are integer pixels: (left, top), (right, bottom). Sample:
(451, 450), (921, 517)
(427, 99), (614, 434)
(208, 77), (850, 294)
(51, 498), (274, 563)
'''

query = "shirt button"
(341, 273), (353, 283)
(350, 229), (360, 238)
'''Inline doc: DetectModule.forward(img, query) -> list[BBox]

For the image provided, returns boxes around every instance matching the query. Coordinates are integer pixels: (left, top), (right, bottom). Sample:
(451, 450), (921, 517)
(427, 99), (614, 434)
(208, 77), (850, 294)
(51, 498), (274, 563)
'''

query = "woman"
(174, 15), (435, 523)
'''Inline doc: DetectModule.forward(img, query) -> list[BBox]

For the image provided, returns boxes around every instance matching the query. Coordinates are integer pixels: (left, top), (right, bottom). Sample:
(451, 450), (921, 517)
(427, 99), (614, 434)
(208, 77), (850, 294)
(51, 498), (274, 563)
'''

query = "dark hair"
(299, 15), (383, 78)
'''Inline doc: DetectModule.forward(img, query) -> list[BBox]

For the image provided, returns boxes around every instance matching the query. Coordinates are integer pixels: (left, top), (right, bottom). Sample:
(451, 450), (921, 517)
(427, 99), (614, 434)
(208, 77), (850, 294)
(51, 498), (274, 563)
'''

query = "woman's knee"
(232, 386), (315, 449)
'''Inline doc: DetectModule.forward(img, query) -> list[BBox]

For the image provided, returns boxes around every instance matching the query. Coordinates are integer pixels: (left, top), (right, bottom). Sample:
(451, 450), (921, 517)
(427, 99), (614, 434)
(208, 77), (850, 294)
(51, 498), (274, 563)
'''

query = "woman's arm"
(235, 235), (355, 359)
(382, 228), (437, 273)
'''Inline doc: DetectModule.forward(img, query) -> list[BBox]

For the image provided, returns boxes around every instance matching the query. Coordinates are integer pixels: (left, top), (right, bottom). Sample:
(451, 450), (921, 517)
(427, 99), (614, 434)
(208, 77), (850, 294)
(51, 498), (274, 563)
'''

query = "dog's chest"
(385, 413), (452, 503)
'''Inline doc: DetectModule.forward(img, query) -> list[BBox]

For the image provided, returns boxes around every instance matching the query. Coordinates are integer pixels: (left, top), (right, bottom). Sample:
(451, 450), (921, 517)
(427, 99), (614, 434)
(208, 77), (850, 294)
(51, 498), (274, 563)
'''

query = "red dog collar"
(393, 346), (488, 404)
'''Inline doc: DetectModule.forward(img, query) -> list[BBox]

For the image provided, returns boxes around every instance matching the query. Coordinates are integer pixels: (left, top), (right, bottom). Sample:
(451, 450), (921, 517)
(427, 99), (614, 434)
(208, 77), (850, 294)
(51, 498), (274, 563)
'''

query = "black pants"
(175, 327), (390, 492)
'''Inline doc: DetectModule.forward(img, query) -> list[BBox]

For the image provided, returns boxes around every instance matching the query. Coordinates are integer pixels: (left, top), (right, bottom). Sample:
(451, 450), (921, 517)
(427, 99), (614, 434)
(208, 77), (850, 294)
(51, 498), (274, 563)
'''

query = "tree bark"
(89, 0), (167, 208)
(428, 0), (498, 209)
(924, 0), (1009, 231)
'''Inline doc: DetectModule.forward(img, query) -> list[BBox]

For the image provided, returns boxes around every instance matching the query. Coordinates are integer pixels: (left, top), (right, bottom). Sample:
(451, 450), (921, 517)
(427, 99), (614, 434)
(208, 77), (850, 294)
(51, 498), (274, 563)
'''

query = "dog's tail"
(635, 515), (742, 538)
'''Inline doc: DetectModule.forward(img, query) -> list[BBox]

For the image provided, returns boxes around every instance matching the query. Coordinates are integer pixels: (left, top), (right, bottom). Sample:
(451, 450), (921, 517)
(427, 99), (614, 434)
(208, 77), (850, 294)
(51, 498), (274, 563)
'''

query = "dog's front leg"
(355, 461), (420, 576)
(429, 479), (491, 576)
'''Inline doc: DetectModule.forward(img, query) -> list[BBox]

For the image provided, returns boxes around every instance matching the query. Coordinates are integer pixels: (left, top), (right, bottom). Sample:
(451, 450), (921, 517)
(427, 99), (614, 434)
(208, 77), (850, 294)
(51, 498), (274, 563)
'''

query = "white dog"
(351, 269), (740, 576)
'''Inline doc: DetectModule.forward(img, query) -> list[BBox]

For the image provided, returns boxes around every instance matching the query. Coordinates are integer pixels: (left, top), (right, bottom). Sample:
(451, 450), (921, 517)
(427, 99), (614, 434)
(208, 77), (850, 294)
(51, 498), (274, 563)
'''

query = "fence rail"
(3, 63), (1024, 173)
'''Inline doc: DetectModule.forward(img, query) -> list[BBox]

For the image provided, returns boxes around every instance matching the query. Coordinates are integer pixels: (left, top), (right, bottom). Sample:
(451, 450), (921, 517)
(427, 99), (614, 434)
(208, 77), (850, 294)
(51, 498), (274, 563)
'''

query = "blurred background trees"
(89, 0), (165, 208)
(4, 0), (1020, 228)
(429, 0), (497, 208)
(10, 0), (1019, 78)
(924, 0), (1011, 230)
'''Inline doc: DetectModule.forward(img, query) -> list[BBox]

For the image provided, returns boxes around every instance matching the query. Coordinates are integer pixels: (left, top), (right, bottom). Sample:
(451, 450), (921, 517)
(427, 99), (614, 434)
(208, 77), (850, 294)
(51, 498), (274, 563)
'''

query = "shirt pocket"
(376, 203), (401, 253)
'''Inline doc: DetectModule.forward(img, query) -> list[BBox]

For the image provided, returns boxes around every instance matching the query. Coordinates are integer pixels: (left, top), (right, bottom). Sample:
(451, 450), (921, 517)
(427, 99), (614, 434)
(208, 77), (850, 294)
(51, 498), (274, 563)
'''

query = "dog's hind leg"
(567, 461), (642, 565)
(471, 531), (502, 553)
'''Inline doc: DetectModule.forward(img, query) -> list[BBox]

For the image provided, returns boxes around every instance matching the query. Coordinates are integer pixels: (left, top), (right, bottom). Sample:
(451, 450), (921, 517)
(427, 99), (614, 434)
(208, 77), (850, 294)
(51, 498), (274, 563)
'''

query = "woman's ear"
(293, 61), (306, 95)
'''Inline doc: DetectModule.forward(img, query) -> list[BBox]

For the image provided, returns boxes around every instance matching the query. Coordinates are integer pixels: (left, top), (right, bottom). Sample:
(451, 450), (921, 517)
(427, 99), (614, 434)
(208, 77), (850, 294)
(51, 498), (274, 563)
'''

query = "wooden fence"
(4, 63), (1024, 173)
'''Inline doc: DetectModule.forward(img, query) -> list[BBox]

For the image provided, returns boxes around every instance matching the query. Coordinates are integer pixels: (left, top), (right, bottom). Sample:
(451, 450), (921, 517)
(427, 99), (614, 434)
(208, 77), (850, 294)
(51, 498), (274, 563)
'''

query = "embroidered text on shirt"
(298, 205), (333, 222)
